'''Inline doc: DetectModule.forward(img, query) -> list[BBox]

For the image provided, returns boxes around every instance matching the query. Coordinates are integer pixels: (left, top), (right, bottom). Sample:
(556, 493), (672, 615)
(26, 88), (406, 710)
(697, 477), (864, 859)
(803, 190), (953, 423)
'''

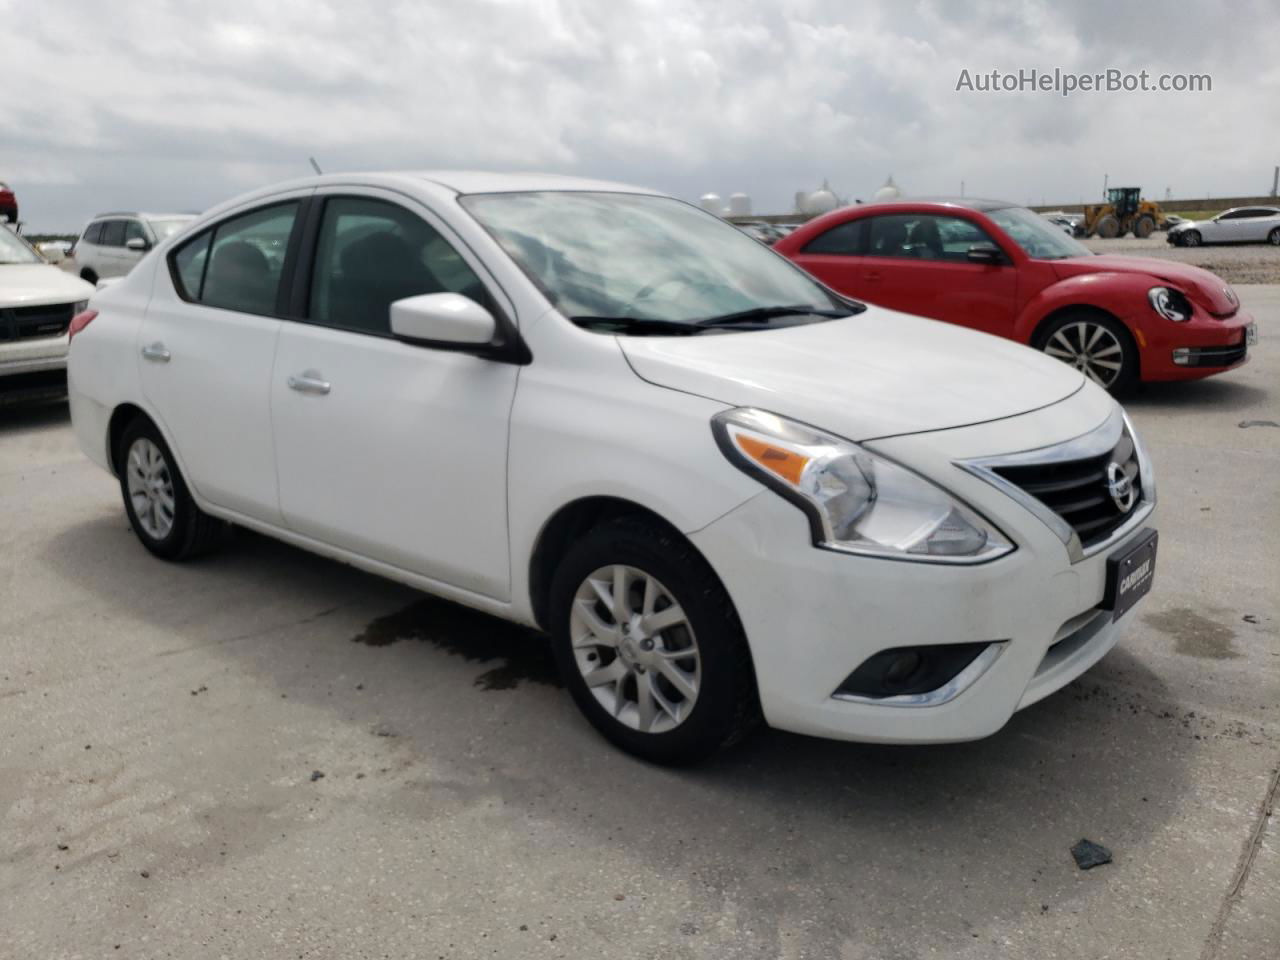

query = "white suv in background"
(72, 212), (195, 283)
(1, 224), (94, 389)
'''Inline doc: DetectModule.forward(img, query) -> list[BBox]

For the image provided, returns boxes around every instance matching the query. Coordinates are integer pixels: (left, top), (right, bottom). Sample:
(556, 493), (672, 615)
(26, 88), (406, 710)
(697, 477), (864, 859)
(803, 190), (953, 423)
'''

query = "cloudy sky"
(4, 0), (1277, 231)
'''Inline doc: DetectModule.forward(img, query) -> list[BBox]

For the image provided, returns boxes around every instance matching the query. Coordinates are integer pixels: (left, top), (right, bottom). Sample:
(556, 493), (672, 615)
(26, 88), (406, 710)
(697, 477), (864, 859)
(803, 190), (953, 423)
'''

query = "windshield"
(148, 218), (194, 241)
(460, 191), (850, 332)
(987, 206), (1092, 260)
(0, 227), (42, 264)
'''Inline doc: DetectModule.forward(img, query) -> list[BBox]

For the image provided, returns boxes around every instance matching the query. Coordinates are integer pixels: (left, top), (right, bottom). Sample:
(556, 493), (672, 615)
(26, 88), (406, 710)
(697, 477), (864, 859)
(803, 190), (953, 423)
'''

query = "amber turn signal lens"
(733, 433), (810, 486)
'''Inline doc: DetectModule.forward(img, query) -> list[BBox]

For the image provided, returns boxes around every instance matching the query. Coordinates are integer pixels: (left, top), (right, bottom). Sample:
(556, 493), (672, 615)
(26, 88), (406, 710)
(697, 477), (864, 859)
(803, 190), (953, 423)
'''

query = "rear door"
(97, 219), (128, 277)
(859, 213), (1018, 337)
(269, 188), (519, 599)
(138, 194), (309, 524)
(788, 218), (866, 298)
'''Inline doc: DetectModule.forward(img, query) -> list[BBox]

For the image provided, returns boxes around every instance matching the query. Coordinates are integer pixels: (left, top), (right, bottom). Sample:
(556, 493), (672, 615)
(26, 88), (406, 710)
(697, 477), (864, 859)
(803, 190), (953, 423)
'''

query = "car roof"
(90, 211), (198, 221)
(848, 197), (1017, 213)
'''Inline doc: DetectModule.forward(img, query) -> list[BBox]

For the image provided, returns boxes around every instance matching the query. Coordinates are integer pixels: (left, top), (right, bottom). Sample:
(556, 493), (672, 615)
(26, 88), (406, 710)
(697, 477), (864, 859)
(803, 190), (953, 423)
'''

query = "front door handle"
(287, 370), (331, 395)
(863, 271), (882, 282)
(141, 342), (171, 362)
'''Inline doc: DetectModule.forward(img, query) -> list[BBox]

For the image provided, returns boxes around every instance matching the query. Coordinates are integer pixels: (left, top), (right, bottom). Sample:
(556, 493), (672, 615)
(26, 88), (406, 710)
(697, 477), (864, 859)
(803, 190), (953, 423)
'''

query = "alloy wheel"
(126, 437), (176, 540)
(1043, 321), (1125, 389)
(569, 564), (701, 734)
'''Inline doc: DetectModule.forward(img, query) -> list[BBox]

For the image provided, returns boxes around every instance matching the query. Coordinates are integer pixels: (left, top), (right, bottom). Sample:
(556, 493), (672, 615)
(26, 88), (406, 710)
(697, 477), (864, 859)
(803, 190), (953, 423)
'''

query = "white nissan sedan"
(67, 172), (1157, 763)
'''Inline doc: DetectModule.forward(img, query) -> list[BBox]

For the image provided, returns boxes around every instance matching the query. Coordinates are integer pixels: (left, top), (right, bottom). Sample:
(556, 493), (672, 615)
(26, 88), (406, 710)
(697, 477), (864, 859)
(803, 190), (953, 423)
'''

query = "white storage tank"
(874, 175), (901, 202)
(699, 193), (724, 214)
(802, 185), (838, 215)
(728, 193), (752, 217)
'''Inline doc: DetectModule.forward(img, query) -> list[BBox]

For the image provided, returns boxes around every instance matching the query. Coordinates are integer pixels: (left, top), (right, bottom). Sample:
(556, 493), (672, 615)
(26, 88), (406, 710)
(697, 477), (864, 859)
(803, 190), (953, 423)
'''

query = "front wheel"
(1181, 230), (1201, 247)
(1036, 312), (1138, 394)
(1268, 228), (1280, 246)
(549, 517), (759, 764)
(117, 418), (224, 560)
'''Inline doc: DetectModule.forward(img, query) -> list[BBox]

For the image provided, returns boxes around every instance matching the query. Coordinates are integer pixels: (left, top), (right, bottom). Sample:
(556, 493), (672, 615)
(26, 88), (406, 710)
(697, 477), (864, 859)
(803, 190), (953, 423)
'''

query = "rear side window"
(169, 202), (299, 316)
(99, 220), (126, 247)
(172, 232), (212, 300)
(82, 221), (104, 244)
(866, 214), (996, 261)
(803, 219), (864, 255)
(308, 196), (485, 335)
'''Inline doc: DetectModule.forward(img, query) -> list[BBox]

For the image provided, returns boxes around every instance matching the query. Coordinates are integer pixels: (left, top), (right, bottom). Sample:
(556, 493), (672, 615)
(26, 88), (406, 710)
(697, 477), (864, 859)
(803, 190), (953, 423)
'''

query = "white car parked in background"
(71, 211), (196, 283)
(1167, 206), (1280, 247)
(67, 172), (1158, 763)
(1, 225), (94, 386)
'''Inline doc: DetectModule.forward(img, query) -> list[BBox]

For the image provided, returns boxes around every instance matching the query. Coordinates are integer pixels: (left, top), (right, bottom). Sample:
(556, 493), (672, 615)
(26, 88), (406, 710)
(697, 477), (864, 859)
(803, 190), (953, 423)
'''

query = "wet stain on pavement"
(1143, 607), (1240, 660)
(352, 599), (562, 689)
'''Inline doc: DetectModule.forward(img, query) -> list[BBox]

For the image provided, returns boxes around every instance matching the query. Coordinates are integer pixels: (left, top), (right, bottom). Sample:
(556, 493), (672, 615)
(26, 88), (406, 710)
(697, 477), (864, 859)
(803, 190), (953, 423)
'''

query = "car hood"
(0, 264), (95, 307)
(619, 307), (1085, 442)
(1052, 255), (1239, 315)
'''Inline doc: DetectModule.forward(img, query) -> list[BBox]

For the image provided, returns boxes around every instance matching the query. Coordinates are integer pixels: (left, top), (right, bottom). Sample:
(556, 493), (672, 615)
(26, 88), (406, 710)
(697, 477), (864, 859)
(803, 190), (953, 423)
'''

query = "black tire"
(80, 268), (98, 285)
(548, 516), (760, 764)
(1134, 215), (1156, 239)
(1095, 215), (1120, 239)
(1181, 230), (1201, 247)
(116, 417), (224, 560)
(1035, 310), (1139, 395)
(1268, 228), (1280, 246)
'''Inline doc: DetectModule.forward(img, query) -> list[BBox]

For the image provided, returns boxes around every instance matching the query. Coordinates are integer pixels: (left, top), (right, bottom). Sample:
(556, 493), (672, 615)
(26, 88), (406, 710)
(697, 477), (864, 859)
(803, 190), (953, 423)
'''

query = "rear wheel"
(117, 418), (224, 560)
(1181, 230), (1202, 247)
(80, 267), (98, 284)
(1268, 228), (1280, 246)
(1134, 215), (1156, 239)
(1036, 312), (1138, 394)
(549, 516), (759, 764)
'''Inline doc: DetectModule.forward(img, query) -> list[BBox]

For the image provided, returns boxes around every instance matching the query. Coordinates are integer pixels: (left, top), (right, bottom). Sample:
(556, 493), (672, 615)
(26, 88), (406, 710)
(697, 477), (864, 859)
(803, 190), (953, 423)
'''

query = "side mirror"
(390, 293), (496, 348)
(125, 237), (150, 252)
(966, 242), (1005, 264)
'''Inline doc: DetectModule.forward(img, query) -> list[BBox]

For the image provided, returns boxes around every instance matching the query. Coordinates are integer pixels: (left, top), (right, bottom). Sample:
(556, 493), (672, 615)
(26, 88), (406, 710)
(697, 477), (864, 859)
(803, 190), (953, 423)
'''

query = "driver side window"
(308, 196), (486, 335)
(866, 214), (996, 261)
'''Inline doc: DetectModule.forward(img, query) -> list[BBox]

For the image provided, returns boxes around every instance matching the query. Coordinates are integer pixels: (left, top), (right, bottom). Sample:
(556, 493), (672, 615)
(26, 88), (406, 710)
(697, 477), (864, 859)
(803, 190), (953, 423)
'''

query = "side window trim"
(290, 189), (530, 363)
(164, 196), (309, 316)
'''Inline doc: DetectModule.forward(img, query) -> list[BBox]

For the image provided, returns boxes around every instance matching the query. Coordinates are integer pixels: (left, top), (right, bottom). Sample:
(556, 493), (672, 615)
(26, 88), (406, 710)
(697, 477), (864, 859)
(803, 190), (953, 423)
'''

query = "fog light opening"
(833, 641), (1001, 703)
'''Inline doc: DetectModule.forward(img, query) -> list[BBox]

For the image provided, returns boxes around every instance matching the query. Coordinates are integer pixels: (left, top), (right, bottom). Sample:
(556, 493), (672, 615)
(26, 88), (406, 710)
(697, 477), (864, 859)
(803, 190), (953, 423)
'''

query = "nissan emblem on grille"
(1105, 462), (1136, 512)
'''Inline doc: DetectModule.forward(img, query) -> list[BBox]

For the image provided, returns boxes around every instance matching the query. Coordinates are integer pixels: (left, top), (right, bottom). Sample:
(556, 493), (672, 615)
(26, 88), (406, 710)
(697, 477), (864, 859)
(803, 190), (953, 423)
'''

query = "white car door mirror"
(125, 237), (149, 252)
(390, 293), (497, 347)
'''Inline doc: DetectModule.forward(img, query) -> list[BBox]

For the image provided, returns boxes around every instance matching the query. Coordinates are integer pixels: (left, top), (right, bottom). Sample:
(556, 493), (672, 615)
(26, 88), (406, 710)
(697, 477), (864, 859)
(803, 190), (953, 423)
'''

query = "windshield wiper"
(569, 316), (708, 335)
(695, 303), (861, 327)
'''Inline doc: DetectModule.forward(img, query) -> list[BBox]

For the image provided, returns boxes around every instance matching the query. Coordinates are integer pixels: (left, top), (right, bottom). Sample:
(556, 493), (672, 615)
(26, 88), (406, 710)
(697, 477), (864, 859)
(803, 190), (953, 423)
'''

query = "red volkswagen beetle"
(774, 199), (1256, 392)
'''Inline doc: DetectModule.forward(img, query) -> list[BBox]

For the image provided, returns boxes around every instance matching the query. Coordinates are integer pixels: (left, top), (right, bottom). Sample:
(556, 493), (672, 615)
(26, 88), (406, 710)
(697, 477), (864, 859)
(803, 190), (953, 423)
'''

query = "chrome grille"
(992, 423), (1141, 548)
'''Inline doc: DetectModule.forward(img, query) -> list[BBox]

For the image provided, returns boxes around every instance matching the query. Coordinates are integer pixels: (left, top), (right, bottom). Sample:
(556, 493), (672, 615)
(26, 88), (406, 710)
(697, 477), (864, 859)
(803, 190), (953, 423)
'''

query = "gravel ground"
(1, 290), (1277, 959)
(1083, 234), (1280, 285)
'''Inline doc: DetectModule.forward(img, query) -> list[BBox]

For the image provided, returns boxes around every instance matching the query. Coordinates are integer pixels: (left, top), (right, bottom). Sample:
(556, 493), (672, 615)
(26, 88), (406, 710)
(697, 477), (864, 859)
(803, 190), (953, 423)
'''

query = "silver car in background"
(1167, 206), (1280, 247)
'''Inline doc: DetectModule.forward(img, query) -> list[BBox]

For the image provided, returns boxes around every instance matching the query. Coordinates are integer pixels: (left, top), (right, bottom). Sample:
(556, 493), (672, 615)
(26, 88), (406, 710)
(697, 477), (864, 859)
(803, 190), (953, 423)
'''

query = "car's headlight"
(1148, 286), (1191, 322)
(712, 408), (1014, 563)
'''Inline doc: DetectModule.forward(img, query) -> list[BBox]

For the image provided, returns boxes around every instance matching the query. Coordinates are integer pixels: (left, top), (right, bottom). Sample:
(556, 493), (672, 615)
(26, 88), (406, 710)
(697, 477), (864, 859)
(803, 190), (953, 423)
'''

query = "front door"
(270, 190), (519, 600)
(859, 213), (1018, 338)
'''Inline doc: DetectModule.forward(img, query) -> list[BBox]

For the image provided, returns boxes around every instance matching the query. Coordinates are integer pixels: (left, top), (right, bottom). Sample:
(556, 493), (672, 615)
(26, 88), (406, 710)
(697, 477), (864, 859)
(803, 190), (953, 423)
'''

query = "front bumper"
(0, 334), (69, 378)
(1128, 307), (1254, 381)
(690, 386), (1156, 744)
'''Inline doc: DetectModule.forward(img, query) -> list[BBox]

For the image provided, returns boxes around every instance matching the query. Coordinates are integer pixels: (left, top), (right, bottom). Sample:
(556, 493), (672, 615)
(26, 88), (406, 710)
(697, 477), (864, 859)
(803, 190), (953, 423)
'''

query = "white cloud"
(3, 0), (1276, 229)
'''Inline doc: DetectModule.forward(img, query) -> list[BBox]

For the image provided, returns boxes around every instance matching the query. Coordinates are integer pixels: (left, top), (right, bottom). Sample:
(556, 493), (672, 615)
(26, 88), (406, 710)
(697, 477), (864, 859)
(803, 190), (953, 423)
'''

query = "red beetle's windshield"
(988, 206), (1092, 260)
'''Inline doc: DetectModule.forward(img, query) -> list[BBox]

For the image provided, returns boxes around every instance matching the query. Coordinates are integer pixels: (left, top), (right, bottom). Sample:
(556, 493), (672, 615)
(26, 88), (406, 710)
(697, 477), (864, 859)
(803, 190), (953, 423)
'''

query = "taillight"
(68, 309), (98, 342)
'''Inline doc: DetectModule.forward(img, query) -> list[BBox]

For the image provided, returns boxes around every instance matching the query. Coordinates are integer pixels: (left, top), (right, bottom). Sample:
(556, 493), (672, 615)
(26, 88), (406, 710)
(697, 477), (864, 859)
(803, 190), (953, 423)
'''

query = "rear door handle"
(141, 342), (171, 362)
(287, 370), (331, 395)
